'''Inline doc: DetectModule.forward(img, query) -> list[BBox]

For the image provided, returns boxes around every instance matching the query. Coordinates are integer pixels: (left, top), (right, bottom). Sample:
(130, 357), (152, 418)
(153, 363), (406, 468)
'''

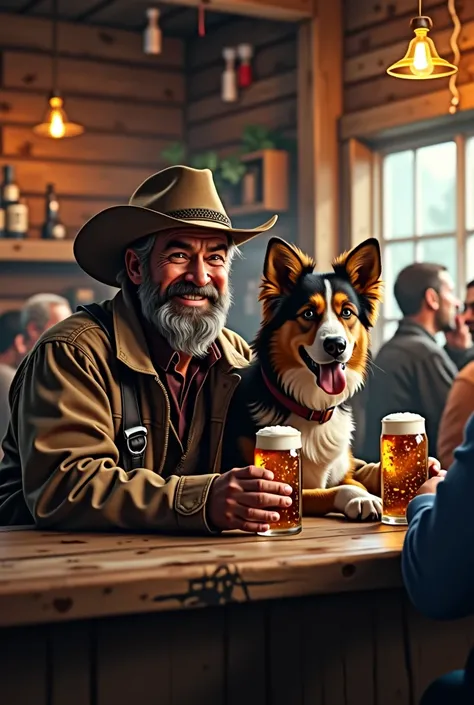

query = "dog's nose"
(323, 336), (346, 358)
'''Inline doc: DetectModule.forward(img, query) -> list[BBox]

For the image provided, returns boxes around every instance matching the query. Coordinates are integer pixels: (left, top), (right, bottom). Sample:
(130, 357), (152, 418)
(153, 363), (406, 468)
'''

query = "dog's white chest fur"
(286, 408), (354, 490)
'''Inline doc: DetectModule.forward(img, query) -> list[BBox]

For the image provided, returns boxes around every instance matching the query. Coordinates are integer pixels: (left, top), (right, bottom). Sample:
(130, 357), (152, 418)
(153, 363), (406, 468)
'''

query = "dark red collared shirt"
(150, 333), (221, 444)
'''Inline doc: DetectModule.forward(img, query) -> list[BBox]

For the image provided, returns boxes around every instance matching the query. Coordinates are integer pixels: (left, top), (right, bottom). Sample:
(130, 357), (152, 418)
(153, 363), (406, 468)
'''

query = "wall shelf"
(0, 239), (75, 263)
(224, 149), (289, 216)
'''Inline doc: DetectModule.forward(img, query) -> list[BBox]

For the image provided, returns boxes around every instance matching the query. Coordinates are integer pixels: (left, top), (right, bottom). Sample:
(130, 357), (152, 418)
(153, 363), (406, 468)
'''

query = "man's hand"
(207, 466), (293, 533)
(417, 457), (447, 495)
(416, 476), (445, 496)
(428, 456), (446, 478)
(445, 313), (472, 350)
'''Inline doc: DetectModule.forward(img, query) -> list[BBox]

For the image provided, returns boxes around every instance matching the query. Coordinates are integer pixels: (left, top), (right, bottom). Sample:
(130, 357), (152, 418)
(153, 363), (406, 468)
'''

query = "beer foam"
(382, 412), (425, 436)
(255, 425), (302, 451)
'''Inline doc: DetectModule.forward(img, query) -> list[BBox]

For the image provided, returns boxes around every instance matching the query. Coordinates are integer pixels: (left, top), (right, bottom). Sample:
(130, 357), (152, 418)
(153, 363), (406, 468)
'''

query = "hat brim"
(73, 204), (278, 287)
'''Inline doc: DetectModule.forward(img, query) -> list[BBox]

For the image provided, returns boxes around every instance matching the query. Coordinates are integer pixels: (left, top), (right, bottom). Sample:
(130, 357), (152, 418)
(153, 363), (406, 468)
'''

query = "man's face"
(435, 271), (461, 333)
(45, 303), (72, 329)
(127, 229), (232, 358)
(25, 302), (72, 351)
(463, 285), (474, 337)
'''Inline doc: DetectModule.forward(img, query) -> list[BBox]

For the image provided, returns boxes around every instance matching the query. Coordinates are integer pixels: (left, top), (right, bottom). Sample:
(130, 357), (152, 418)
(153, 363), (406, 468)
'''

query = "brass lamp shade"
(387, 16), (458, 79)
(33, 92), (84, 139)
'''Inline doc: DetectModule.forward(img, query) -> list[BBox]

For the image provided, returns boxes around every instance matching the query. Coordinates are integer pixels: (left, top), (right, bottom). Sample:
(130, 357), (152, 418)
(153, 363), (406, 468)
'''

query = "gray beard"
(137, 267), (231, 358)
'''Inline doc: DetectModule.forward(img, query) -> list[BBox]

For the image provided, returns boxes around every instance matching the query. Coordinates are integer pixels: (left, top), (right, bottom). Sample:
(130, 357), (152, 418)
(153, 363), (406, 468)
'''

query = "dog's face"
(255, 237), (383, 410)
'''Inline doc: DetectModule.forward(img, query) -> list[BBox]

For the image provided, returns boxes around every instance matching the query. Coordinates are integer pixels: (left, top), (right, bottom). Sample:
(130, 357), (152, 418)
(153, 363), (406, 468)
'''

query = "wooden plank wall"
(185, 17), (298, 341)
(342, 0), (474, 138)
(0, 12), (185, 305)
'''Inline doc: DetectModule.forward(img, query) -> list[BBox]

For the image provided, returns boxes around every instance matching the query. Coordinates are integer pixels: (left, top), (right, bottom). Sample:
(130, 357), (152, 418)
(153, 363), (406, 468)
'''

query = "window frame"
(374, 128), (472, 348)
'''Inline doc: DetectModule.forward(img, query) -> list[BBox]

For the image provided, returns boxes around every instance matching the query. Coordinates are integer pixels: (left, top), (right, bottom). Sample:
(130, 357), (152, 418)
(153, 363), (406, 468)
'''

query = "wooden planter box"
(228, 149), (289, 217)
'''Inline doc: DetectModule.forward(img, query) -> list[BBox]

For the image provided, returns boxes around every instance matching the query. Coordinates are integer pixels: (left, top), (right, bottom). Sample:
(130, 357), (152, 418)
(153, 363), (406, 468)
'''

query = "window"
(378, 135), (472, 344)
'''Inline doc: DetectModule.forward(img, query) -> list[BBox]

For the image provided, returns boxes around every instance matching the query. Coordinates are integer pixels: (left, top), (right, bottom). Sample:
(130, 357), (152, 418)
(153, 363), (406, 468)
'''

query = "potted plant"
(160, 141), (187, 165)
(218, 154), (247, 207)
(237, 124), (290, 212)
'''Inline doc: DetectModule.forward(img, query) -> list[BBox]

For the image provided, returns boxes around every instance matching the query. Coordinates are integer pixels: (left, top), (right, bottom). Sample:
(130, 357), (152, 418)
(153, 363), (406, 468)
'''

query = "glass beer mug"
(254, 425), (302, 536)
(380, 412), (428, 525)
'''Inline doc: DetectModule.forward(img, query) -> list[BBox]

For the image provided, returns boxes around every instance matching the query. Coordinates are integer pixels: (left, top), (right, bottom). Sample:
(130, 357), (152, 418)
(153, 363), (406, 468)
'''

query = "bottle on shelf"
(0, 204), (5, 238)
(1, 165), (20, 208)
(41, 183), (67, 240)
(1, 164), (27, 238)
(5, 198), (28, 239)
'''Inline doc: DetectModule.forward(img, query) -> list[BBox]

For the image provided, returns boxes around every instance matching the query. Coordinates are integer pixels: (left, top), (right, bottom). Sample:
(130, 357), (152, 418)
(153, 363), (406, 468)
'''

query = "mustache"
(164, 281), (220, 304)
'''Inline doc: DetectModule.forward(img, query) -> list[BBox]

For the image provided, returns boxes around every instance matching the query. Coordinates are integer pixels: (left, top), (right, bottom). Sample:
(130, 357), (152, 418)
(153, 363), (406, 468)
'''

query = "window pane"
(383, 150), (414, 239)
(383, 240), (416, 318)
(383, 320), (399, 343)
(417, 142), (456, 236)
(418, 236), (457, 282)
(467, 233), (474, 284)
(467, 137), (474, 231)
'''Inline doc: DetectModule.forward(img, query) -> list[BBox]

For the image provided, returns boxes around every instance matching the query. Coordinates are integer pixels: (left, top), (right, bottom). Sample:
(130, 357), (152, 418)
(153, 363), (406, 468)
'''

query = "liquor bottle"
(41, 183), (66, 240)
(5, 198), (28, 239)
(1, 165), (20, 208)
(0, 205), (5, 238)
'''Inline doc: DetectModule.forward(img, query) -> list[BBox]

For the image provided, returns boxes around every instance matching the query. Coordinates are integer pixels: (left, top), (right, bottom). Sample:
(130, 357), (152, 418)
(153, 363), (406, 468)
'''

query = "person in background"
(437, 358), (474, 470)
(437, 280), (474, 467)
(0, 310), (26, 460)
(21, 293), (72, 352)
(402, 413), (474, 705)
(461, 279), (474, 342)
(363, 263), (472, 462)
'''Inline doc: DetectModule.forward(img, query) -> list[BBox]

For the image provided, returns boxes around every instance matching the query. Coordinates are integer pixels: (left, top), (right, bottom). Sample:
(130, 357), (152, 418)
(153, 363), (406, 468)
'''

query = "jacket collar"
(396, 318), (438, 344)
(112, 286), (248, 375)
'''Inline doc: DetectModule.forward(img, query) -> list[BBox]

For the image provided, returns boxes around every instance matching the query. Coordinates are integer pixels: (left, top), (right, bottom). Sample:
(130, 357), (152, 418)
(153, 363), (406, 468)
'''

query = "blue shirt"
(402, 412), (474, 620)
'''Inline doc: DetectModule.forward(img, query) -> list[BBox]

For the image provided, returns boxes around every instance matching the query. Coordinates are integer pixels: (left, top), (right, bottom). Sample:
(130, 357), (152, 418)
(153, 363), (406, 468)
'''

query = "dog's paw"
(344, 495), (382, 521)
(334, 485), (382, 521)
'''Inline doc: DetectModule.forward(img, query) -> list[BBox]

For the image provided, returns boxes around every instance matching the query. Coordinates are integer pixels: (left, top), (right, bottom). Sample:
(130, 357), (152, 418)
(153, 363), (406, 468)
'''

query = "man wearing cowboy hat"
(0, 166), (294, 533)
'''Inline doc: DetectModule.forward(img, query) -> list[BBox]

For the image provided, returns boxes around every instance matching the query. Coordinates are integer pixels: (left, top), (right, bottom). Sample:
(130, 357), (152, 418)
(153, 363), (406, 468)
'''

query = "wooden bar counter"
(0, 517), (472, 705)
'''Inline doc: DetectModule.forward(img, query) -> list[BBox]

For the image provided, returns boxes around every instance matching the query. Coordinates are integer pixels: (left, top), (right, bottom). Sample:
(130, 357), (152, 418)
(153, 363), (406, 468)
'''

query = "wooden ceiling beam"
(156, 0), (313, 22)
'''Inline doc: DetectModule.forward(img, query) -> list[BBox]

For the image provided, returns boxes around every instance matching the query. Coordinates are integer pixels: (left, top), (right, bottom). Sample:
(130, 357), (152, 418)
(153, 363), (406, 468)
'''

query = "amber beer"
(254, 425), (302, 536)
(381, 413), (428, 525)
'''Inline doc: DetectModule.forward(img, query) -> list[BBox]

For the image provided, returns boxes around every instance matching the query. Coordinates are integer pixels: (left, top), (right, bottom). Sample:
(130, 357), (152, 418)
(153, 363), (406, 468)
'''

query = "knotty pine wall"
(186, 17), (298, 340)
(0, 12), (185, 307)
(341, 0), (474, 140)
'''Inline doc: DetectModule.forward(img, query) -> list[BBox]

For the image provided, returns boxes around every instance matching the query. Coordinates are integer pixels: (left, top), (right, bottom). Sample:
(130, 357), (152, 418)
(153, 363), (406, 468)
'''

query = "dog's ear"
(260, 237), (315, 302)
(260, 237), (315, 320)
(332, 238), (383, 326)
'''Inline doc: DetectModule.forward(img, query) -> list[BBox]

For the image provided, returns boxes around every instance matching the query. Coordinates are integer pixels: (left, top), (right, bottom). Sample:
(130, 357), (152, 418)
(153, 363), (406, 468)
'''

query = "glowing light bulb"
(410, 30), (434, 77)
(49, 110), (66, 138)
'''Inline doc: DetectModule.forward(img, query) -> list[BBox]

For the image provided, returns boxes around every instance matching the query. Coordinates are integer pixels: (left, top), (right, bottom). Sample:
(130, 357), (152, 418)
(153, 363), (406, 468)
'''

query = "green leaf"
(219, 155), (247, 185)
(160, 141), (186, 164)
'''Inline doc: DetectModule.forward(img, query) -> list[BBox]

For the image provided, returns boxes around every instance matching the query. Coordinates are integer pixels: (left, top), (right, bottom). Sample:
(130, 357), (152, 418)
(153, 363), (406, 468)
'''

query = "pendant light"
(386, 0), (458, 79)
(33, 0), (84, 139)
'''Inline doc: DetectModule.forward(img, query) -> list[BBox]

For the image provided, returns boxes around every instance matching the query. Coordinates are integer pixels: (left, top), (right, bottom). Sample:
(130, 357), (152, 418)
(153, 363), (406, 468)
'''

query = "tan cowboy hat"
(73, 164), (278, 287)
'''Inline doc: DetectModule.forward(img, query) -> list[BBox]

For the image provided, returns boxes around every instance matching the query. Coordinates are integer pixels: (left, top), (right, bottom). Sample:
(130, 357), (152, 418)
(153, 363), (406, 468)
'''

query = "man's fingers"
(238, 479), (293, 495)
(240, 521), (270, 533)
(234, 505), (281, 524)
(222, 513), (270, 534)
(236, 491), (292, 510)
(233, 465), (274, 481)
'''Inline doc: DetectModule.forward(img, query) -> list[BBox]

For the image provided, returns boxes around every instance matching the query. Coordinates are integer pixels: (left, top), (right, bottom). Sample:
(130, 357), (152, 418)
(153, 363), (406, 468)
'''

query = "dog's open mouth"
(299, 346), (347, 396)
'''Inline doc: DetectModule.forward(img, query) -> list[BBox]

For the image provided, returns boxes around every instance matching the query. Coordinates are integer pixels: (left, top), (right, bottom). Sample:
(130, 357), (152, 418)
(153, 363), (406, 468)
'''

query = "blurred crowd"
(353, 263), (474, 470)
(0, 294), (72, 460)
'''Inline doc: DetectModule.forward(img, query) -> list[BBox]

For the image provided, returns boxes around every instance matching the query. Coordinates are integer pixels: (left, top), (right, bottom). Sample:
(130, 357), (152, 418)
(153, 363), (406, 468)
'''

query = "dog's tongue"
(318, 362), (346, 395)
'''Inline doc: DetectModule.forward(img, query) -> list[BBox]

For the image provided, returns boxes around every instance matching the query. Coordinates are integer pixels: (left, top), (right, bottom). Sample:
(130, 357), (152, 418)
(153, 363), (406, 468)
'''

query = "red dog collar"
(261, 368), (335, 424)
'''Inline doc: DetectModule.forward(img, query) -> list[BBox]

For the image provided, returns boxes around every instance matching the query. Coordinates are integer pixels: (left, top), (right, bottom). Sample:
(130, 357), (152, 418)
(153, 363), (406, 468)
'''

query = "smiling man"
(0, 165), (297, 534)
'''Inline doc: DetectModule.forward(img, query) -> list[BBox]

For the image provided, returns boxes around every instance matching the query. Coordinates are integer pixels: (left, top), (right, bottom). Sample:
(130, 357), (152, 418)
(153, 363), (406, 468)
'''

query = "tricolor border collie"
(228, 236), (384, 521)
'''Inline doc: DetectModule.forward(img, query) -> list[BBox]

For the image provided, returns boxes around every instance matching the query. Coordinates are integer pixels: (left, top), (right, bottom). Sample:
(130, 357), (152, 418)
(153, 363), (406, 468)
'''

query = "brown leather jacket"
(0, 287), (381, 531)
(0, 287), (252, 531)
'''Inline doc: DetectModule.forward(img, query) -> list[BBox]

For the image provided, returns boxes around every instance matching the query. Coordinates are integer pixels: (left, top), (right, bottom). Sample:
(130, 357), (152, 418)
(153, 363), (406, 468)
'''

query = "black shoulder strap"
(77, 303), (147, 471)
